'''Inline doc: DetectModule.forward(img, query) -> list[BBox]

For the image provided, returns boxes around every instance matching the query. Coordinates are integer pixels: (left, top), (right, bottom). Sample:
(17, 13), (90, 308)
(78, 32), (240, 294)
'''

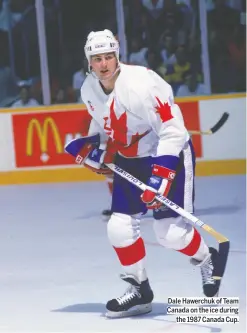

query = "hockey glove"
(82, 146), (115, 175)
(65, 134), (112, 175)
(141, 164), (176, 209)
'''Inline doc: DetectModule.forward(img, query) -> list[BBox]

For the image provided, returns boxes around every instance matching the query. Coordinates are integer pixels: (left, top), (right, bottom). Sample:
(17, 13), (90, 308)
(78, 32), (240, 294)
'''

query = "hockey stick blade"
(213, 241), (230, 280)
(210, 112), (229, 134)
(189, 112), (229, 135)
(64, 137), (230, 281)
(106, 163), (230, 280)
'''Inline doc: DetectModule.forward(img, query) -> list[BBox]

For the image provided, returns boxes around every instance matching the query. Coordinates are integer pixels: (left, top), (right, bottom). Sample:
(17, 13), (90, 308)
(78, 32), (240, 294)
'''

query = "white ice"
(0, 175), (246, 333)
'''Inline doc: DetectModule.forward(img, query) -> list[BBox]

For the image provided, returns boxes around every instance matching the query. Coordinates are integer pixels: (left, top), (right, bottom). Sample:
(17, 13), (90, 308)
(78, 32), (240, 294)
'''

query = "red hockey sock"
(177, 227), (201, 256)
(107, 179), (113, 195)
(113, 237), (146, 266)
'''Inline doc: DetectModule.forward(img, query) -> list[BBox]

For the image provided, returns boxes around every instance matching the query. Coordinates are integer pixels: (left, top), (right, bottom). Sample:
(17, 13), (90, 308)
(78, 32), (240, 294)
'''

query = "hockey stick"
(189, 112), (229, 135)
(65, 138), (229, 280)
(106, 162), (230, 281)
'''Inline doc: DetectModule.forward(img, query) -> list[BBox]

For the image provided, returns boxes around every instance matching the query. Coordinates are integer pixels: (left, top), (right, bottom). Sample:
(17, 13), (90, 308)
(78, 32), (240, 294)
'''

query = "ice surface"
(0, 175), (245, 332)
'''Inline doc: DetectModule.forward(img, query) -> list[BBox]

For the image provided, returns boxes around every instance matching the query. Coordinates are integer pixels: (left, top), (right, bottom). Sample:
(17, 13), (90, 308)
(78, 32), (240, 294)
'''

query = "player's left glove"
(141, 163), (176, 209)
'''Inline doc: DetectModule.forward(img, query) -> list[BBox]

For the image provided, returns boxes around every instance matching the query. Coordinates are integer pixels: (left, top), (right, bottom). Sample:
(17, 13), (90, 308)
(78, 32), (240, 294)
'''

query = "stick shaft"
(107, 163), (229, 244)
(189, 130), (212, 135)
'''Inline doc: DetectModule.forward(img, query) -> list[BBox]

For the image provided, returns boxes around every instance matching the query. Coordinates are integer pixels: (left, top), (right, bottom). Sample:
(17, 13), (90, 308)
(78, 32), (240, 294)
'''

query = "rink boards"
(0, 93), (245, 185)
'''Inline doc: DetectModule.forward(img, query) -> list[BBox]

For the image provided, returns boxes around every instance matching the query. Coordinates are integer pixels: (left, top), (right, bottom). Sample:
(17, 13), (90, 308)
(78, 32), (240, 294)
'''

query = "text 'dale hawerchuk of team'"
(167, 297), (240, 324)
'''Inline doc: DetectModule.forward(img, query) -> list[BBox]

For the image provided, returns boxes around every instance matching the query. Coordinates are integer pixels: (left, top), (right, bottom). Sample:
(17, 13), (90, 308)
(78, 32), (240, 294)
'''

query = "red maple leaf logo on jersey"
(105, 100), (151, 157)
(109, 99), (128, 145)
(155, 96), (173, 122)
(106, 131), (143, 158)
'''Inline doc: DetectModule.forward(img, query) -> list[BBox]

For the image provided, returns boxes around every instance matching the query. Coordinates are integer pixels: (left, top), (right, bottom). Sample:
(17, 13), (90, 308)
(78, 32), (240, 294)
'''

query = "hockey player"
(70, 30), (221, 318)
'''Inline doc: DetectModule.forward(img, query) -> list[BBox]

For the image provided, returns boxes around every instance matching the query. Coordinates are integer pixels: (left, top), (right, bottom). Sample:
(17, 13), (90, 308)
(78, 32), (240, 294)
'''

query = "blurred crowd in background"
(0, 0), (245, 107)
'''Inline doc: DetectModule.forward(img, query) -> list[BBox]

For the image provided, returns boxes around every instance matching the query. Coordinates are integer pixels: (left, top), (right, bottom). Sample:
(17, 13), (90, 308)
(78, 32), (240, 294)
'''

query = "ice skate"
(191, 247), (221, 297)
(106, 274), (154, 318)
(101, 209), (112, 221)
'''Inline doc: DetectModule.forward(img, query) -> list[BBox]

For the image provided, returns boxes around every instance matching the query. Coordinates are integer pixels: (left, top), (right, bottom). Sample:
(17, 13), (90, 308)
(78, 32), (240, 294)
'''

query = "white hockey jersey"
(81, 63), (189, 159)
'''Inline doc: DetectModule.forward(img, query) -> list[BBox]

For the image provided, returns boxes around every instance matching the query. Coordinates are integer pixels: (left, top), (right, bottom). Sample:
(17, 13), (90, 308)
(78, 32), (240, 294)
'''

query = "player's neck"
(99, 71), (120, 95)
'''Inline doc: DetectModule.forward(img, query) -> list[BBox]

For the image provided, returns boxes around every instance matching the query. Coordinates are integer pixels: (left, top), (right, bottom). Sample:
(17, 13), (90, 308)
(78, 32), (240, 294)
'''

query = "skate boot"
(106, 274), (154, 318)
(102, 209), (112, 221)
(191, 247), (220, 297)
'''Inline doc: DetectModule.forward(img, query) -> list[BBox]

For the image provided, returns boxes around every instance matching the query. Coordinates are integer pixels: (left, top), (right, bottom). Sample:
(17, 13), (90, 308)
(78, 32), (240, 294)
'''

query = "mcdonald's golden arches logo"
(26, 117), (63, 160)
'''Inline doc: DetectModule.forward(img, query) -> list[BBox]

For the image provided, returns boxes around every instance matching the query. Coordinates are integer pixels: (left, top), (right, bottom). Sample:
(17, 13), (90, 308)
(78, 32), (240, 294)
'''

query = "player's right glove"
(65, 134), (114, 175)
(82, 146), (115, 175)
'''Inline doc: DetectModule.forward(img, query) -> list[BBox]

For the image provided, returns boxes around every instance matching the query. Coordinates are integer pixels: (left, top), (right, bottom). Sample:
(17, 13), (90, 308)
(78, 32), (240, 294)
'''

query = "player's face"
(90, 52), (118, 80)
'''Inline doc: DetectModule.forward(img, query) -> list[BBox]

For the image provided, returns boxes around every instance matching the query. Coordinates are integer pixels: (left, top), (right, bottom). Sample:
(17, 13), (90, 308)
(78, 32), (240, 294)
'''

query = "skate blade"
(105, 303), (152, 318)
